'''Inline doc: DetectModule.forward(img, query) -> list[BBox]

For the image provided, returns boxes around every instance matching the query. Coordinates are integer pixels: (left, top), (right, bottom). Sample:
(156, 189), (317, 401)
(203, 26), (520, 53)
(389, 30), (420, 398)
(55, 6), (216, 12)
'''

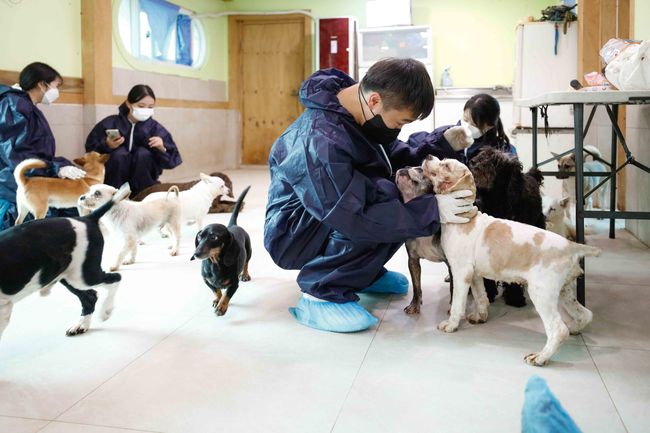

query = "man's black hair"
(19, 62), (63, 91)
(360, 58), (434, 120)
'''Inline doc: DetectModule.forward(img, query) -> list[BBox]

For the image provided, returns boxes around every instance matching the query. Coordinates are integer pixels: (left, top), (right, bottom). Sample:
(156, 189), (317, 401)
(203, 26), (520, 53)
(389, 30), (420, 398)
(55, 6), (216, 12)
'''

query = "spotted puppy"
(0, 183), (130, 342)
(422, 155), (599, 366)
(192, 186), (251, 316)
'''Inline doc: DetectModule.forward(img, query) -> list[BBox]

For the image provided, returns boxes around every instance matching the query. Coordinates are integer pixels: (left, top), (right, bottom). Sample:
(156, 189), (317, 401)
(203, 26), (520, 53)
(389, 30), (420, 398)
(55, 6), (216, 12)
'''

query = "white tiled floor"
(1, 167), (649, 433)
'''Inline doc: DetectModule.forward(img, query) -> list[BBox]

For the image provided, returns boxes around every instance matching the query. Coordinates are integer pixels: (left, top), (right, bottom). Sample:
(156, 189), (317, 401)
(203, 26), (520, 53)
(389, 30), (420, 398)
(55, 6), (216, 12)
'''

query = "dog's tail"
(85, 183), (131, 222)
(166, 185), (180, 200)
(526, 167), (544, 186)
(570, 242), (601, 258)
(13, 158), (48, 187)
(228, 185), (251, 227)
(583, 145), (603, 162)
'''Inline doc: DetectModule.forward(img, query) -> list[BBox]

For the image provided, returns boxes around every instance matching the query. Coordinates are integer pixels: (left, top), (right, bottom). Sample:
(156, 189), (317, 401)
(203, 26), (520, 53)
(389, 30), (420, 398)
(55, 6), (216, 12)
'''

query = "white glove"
(58, 165), (86, 180)
(443, 125), (474, 151)
(436, 190), (476, 224)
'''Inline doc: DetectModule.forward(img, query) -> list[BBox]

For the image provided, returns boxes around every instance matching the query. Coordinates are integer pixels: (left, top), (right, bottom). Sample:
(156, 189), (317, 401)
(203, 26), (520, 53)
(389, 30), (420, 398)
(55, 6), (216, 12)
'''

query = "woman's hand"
(148, 136), (166, 152)
(106, 135), (125, 150)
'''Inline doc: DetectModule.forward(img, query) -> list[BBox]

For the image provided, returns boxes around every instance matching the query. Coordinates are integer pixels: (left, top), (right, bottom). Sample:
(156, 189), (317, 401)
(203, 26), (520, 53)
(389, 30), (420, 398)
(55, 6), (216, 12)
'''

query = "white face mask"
(132, 107), (154, 122)
(41, 85), (59, 105)
(461, 120), (483, 139)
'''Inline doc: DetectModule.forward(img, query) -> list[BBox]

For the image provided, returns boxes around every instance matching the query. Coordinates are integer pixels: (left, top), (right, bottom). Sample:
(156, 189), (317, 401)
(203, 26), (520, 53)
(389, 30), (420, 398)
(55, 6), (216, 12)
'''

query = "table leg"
(531, 107), (538, 168)
(574, 103), (585, 305)
(609, 104), (618, 239)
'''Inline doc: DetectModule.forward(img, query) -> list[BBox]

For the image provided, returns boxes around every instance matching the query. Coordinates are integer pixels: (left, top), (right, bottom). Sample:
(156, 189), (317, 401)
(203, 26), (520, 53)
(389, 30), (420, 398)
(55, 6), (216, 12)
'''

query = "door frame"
(228, 14), (313, 164)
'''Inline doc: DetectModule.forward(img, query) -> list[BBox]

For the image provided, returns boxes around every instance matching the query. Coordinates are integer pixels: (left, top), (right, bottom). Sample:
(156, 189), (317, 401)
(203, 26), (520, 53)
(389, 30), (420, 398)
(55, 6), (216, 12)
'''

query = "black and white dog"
(0, 183), (130, 342)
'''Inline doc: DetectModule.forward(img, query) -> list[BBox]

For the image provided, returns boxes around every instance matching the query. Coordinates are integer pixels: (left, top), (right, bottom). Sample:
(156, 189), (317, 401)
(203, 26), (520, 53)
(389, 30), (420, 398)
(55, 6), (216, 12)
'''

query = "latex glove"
(58, 165), (86, 180)
(443, 125), (474, 151)
(436, 190), (476, 224)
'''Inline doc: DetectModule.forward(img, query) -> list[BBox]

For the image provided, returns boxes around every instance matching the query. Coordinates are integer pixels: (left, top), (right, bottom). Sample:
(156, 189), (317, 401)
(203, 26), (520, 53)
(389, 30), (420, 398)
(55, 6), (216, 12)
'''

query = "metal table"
(516, 90), (650, 305)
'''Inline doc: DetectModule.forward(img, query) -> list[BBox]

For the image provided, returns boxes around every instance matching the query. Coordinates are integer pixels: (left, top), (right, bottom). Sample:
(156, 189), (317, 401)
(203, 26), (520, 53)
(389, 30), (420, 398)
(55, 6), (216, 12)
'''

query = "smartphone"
(105, 129), (121, 140)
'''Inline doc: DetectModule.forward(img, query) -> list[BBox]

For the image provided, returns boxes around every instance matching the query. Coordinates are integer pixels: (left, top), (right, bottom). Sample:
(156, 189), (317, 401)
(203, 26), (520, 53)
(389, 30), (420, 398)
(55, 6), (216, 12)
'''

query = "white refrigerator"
(513, 22), (578, 128)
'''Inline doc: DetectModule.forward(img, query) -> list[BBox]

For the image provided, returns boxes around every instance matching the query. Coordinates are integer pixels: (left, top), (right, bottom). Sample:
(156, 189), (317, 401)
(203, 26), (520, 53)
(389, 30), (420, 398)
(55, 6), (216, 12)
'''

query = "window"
(118, 0), (206, 68)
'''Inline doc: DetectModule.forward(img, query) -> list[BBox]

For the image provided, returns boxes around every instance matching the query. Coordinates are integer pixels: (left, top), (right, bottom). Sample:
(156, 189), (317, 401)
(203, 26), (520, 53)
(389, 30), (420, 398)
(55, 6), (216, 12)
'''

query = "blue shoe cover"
(289, 295), (378, 333)
(522, 376), (582, 433)
(359, 271), (409, 295)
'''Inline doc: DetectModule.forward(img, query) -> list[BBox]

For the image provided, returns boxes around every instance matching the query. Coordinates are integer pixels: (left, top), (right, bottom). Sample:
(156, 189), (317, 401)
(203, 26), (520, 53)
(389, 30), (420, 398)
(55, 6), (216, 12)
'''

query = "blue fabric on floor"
(522, 375), (583, 433)
(359, 271), (409, 295)
(289, 296), (378, 333)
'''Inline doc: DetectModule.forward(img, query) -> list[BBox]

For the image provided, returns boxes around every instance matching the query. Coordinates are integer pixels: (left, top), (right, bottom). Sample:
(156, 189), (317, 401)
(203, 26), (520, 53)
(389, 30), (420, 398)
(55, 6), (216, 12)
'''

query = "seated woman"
(0, 62), (86, 231)
(85, 84), (182, 195)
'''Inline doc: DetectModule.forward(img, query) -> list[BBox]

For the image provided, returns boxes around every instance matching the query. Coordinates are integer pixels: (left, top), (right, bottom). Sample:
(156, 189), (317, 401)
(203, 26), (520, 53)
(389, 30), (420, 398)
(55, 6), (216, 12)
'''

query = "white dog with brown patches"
(421, 155), (599, 366)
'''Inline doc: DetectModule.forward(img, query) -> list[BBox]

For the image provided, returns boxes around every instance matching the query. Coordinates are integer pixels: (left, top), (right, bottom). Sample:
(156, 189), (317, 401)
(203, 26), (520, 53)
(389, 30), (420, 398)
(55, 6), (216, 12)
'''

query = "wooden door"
(229, 15), (312, 165)
(578, 0), (632, 210)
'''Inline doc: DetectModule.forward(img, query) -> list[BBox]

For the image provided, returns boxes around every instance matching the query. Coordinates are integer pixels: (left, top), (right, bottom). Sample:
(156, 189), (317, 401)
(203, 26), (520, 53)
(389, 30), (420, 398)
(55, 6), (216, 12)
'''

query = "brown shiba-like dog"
(13, 151), (109, 224)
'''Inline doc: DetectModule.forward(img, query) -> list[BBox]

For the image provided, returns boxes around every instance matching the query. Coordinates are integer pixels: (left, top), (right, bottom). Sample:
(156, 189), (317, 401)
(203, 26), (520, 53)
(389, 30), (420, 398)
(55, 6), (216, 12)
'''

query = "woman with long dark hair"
(84, 84), (182, 195)
(0, 62), (86, 230)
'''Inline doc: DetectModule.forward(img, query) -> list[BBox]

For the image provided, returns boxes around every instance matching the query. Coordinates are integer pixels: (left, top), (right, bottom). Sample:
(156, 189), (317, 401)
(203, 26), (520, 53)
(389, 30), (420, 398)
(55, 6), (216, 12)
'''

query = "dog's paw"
(101, 308), (113, 321)
(39, 287), (52, 297)
(66, 315), (92, 336)
(524, 352), (549, 367)
(122, 258), (135, 265)
(467, 311), (487, 324)
(215, 305), (228, 316)
(404, 302), (421, 315)
(109, 265), (120, 272)
(240, 273), (251, 282)
(437, 319), (459, 333)
(169, 248), (178, 256)
(443, 125), (474, 151)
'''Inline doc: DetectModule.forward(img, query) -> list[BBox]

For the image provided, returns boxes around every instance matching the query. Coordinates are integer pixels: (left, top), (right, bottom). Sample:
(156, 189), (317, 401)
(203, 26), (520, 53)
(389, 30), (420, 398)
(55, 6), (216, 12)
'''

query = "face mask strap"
(358, 86), (377, 122)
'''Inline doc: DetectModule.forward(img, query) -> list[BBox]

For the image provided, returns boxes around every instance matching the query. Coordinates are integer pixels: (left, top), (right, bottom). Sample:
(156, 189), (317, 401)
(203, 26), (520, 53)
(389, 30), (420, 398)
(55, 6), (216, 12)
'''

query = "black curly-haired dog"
(468, 147), (546, 307)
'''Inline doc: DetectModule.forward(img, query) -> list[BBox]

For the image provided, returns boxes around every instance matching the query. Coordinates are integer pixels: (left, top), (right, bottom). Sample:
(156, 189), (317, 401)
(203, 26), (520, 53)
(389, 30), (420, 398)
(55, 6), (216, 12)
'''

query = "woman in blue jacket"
(264, 58), (477, 333)
(0, 62), (86, 230)
(84, 85), (182, 195)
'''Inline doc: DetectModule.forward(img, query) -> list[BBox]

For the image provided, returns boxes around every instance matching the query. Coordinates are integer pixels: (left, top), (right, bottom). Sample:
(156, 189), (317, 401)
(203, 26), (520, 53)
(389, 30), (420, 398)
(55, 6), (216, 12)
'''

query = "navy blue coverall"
(264, 69), (464, 303)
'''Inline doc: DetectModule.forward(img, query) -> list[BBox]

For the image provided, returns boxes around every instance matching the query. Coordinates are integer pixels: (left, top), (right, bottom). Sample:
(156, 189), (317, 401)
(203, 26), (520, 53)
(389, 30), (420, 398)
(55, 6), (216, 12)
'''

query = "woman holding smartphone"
(84, 84), (182, 195)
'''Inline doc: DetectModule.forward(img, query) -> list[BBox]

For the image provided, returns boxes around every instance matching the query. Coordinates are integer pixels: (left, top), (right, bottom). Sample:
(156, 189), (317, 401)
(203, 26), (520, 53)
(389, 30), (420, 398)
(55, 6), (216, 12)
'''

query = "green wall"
(0, 0), (82, 77)
(412, 0), (551, 87)
(6, 1), (645, 88)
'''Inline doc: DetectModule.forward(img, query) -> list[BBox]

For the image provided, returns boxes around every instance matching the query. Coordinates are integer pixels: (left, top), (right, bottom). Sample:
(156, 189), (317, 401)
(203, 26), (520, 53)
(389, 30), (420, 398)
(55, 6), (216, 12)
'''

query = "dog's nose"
(79, 196), (85, 201)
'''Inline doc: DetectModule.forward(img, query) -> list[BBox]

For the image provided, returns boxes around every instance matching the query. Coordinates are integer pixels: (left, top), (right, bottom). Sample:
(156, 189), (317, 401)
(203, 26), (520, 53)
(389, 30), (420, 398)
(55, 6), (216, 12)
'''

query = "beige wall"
(624, 0), (650, 246)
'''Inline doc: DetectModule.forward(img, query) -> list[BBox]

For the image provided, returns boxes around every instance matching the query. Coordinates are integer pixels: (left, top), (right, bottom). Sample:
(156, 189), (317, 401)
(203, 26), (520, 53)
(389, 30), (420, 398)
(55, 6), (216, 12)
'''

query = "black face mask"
(358, 88), (401, 144)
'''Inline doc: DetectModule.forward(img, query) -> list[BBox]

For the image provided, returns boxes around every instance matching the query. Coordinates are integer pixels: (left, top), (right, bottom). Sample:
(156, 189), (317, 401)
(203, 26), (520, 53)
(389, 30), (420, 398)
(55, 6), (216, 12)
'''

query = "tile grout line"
(583, 334), (630, 433)
(35, 305), (206, 433)
(328, 295), (393, 433)
(35, 418), (165, 433)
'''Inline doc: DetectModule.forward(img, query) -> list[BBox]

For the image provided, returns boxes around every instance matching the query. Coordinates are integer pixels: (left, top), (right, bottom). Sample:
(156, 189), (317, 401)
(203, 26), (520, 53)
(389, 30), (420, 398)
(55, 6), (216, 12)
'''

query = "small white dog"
(542, 195), (576, 240)
(78, 184), (182, 271)
(421, 156), (599, 366)
(143, 173), (230, 230)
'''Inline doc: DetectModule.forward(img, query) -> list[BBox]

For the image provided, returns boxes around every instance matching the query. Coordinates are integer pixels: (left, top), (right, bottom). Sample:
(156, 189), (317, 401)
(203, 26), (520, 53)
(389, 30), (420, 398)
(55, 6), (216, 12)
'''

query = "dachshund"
(192, 186), (251, 316)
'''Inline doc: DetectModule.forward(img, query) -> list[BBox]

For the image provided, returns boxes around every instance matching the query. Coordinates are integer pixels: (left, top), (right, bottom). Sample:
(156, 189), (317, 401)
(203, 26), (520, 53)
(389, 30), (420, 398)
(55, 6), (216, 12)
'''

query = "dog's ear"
(99, 153), (110, 163)
(550, 151), (560, 158)
(449, 170), (476, 196)
(222, 234), (238, 267)
(560, 196), (570, 207)
(200, 173), (210, 183)
(73, 157), (86, 166)
(194, 229), (204, 248)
